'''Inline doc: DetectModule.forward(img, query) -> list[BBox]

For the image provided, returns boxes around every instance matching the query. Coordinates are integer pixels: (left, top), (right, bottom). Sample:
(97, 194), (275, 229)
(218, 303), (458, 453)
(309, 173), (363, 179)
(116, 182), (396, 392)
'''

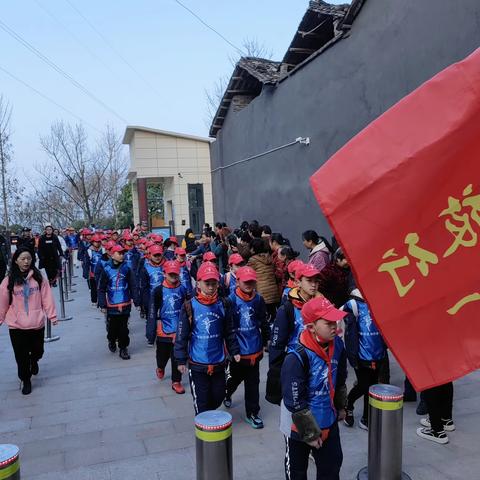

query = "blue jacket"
(179, 262), (193, 296)
(228, 290), (269, 360)
(64, 234), (79, 249)
(84, 247), (103, 279)
(150, 282), (188, 343)
(123, 247), (140, 274)
(174, 296), (240, 373)
(97, 260), (137, 316)
(94, 254), (110, 287)
(78, 239), (89, 262)
(281, 337), (347, 436)
(342, 296), (386, 368)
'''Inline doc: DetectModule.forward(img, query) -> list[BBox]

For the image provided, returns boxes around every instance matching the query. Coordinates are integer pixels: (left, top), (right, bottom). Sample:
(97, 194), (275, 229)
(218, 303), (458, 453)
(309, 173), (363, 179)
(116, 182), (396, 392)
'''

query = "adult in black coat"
(17, 227), (36, 260)
(37, 225), (63, 285)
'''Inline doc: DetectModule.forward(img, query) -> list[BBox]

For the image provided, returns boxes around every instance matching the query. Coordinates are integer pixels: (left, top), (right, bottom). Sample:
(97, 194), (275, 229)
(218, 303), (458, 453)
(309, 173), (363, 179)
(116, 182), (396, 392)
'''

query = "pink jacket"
(0, 271), (57, 329)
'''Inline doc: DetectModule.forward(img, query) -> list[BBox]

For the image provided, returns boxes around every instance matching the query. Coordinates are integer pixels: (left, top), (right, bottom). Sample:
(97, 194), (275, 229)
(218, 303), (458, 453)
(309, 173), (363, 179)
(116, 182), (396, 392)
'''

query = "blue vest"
(160, 285), (187, 334)
(287, 305), (305, 352)
(231, 293), (262, 356)
(103, 262), (131, 306)
(68, 234), (79, 249)
(89, 249), (103, 275)
(350, 300), (386, 362)
(144, 262), (164, 291)
(124, 249), (137, 270)
(294, 337), (344, 429)
(189, 298), (226, 365)
(226, 273), (237, 295)
(179, 264), (193, 295)
(282, 287), (291, 303)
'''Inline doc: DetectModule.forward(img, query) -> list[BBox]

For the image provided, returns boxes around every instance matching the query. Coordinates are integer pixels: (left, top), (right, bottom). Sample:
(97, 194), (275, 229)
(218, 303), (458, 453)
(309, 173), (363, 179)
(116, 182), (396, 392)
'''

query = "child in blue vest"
(174, 262), (240, 414)
(175, 247), (193, 297)
(138, 244), (165, 346)
(224, 266), (269, 428)
(150, 260), (188, 394)
(223, 253), (246, 296)
(342, 288), (387, 430)
(267, 264), (322, 405)
(281, 297), (347, 480)
(122, 233), (140, 273)
(84, 234), (103, 306)
(98, 245), (137, 360)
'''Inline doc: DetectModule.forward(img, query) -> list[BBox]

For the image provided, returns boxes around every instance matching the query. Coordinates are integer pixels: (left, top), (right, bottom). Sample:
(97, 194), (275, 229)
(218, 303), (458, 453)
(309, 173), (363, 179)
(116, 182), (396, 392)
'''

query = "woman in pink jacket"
(0, 247), (58, 395)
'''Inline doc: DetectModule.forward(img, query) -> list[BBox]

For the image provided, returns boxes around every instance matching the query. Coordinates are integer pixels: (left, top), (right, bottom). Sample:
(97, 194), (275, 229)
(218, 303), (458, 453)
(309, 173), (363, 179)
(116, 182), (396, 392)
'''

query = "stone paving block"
(0, 417), (31, 434)
(100, 419), (174, 444)
(64, 439), (147, 469)
(20, 452), (65, 478)
(2, 424), (66, 446)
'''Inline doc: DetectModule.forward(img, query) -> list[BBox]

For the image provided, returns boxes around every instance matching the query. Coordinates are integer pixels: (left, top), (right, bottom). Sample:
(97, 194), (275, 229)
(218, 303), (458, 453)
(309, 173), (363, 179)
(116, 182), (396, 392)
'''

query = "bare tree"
(205, 38), (274, 127)
(0, 96), (13, 230)
(35, 121), (127, 225)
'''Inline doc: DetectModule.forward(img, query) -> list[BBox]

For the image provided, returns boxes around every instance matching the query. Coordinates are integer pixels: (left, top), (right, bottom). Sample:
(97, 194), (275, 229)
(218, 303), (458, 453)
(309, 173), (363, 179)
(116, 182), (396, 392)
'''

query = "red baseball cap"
(203, 251), (217, 262)
(152, 234), (164, 243)
(197, 262), (220, 281)
(236, 266), (257, 282)
(163, 260), (181, 275)
(228, 253), (245, 265)
(169, 236), (179, 245)
(288, 260), (304, 275)
(295, 263), (321, 280)
(175, 247), (186, 255)
(123, 233), (133, 241)
(149, 245), (164, 256)
(301, 297), (346, 324)
(105, 241), (116, 251)
(91, 234), (102, 243)
(110, 245), (126, 254)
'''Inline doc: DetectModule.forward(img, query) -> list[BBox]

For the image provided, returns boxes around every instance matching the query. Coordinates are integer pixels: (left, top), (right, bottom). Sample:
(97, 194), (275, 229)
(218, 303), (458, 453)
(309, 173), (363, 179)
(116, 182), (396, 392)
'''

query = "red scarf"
(196, 289), (218, 305)
(235, 287), (255, 302)
(299, 329), (336, 410)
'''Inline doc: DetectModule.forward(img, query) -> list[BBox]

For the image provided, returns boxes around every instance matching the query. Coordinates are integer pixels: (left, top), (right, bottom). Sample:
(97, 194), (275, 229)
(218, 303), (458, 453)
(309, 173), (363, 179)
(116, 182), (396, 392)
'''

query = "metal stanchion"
(71, 250), (78, 278)
(195, 411), (233, 480)
(0, 444), (20, 479)
(66, 257), (76, 293)
(58, 267), (73, 322)
(44, 318), (60, 342)
(357, 385), (412, 480)
(62, 261), (74, 303)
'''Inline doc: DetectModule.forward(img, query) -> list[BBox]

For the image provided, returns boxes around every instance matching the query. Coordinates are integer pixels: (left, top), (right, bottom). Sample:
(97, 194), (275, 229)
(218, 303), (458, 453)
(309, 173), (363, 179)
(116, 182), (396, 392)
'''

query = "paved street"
(0, 272), (479, 480)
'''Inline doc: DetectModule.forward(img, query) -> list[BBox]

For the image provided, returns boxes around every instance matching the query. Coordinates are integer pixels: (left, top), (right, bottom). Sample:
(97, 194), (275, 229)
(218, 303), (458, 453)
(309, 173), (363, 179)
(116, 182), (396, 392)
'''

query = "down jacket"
(247, 253), (280, 305)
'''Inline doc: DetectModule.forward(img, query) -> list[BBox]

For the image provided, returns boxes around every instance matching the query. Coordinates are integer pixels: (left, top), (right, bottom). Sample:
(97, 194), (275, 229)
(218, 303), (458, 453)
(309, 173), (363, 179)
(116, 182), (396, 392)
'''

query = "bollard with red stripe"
(195, 411), (233, 480)
(0, 445), (20, 479)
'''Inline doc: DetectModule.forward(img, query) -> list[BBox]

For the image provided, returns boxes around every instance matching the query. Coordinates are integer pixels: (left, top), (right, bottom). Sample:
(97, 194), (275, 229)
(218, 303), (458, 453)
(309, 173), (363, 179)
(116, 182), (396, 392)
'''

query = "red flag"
(310, 48), (480, 391)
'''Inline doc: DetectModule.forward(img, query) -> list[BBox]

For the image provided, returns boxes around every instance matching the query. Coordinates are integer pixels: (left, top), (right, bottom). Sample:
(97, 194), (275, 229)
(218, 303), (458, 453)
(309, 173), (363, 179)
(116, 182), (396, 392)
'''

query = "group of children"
(71, 223), (447, 480)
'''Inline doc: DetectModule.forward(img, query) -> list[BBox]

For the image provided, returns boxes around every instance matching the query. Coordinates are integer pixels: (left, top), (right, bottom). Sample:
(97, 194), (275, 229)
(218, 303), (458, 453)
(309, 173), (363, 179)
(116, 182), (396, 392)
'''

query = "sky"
(1, 0), (349, 173)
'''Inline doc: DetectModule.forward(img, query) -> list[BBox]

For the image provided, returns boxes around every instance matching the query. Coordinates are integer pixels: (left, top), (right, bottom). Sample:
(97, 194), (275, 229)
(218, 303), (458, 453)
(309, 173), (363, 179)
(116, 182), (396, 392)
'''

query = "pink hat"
(301, 297), (346, 324)
(110, 245), (126, 254)
(228, 253), (245, 265)
(149, 245), (164, 255)
(236, 266), (257, 282)
(203, 251), (217, 262)
(295, 263), (321, 280)
(163, 260), (181, 275)
(197, 262), (220, 281)
(175, 247), (187, 255)
(287, 260), (304, 275)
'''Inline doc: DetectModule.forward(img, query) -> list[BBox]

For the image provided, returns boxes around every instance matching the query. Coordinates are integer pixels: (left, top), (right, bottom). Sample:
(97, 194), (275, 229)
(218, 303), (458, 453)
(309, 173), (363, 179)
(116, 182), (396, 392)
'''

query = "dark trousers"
(156, 339), (181, 382)
(9, 328), (45, 381)
(145, 309), (156, 343)
(88, 278), (98, 304)
(107, 314), (130, 349)
(189, 368), (226, 414)
(285, 422), (343, 480)
(423, 382), (454, 432)
(226, 360), (260, 416)
(347, 361), (384, 421)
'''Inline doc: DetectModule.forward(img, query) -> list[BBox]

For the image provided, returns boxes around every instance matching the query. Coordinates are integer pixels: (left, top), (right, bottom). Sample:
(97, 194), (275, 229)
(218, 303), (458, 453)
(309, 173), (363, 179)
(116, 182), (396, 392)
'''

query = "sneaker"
(416, 400), (428, 416)
(359, 418), (368, 431)
(108, 342), (116, 353)
(223, 396), (232, 408)
(119, 348), (131, 360)
(420, 417), (455, 432)
(344, 409), (354, 427)
(146, 340), (154, 348)
(31, 360), (39, 376)
(171, 382), (185, 394)
(156, 368), (165, 380)
(245, 414), (264, 429)
(22, 379), (32, 395)
(416, 427), (448, 444)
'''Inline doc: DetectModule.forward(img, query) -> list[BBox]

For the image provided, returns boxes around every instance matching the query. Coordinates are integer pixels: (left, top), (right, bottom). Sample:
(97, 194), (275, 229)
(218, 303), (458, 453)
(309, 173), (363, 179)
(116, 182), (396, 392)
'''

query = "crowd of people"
(0, 220), (455, 479)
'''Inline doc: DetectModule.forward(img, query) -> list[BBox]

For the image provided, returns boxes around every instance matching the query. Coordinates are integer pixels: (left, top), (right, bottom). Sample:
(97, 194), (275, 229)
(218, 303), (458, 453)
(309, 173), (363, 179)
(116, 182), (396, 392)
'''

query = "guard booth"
(123, 126), (214, 235)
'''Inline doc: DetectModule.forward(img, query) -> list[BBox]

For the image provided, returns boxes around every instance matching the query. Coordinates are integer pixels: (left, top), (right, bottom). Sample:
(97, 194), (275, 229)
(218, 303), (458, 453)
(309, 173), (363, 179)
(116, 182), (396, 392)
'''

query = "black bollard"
(62, 261), (74, 303)
(357, 384), (412, 480)
(195, 411), (233, 480)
